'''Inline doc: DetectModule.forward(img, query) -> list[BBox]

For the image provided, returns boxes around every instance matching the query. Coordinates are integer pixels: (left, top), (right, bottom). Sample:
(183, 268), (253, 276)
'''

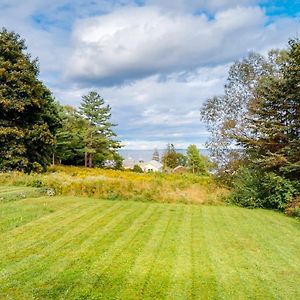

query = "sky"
(0, 0), (299, 150)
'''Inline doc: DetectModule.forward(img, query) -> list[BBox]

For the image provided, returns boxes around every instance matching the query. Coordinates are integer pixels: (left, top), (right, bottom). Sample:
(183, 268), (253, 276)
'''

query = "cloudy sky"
(1, 0), (299, 149)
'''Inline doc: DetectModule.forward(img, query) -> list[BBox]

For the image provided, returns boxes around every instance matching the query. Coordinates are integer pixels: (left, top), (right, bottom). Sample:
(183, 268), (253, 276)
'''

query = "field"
(0, 187), (299, 299)
(0, 166), (227, 204)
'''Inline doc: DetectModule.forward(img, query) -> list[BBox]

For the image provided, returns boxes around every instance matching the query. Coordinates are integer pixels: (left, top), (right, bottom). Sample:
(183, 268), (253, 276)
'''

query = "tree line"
(156, 143), (208, 174)
(201, 38), (300, 215)
(0, 28), (210, 175)
(0, 28), (120, 172)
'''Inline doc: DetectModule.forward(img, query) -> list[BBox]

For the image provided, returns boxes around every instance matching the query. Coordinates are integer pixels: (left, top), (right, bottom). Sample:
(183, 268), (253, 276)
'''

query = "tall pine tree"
(79, 91), (120, 167)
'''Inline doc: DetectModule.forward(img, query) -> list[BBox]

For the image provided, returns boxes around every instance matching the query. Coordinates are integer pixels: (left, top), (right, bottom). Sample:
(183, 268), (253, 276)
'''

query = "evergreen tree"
(236, 39), (300, 177)
(79, 91), (120, 167)
(0, 28), (61, 172)
(186, 144), (207, 175)
(152, 148), (160, 162)
(54, 106), (87, 165)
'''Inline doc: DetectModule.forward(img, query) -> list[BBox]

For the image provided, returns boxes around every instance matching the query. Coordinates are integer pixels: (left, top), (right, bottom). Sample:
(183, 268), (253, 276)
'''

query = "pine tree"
(79, 91), (120, 167)
(0, 28), (61, 172)
(236, 39), (300, 177)
(152, 148), (160, 162)
(54, 106), (88, 165)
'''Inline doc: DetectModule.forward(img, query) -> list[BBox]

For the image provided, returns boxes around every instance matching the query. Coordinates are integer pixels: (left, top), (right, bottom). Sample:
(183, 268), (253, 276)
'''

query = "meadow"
(0, 185), (299, 299)
(0, 166), (227, 204)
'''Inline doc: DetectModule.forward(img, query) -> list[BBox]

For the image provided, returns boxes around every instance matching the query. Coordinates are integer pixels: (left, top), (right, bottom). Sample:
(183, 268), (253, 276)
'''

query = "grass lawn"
(0, 192), (299, 299)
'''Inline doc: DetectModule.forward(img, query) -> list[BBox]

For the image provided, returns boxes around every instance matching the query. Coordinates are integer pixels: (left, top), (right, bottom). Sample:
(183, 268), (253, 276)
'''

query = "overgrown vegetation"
(0, 166), (226, 204)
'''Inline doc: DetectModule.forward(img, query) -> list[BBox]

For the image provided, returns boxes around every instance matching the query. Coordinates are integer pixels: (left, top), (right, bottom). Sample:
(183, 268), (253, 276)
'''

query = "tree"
(186, 144), (208, 175)
(54, 106), (87, 165)
(200, 50), (287, 175)
(235, 39), (300, 178)
(0, 28), (61, 172)
(132, 164), (143, 173)
(79, 91), (121, 167)
(152, 148), (160, 162)
(162, 144), (186, 170)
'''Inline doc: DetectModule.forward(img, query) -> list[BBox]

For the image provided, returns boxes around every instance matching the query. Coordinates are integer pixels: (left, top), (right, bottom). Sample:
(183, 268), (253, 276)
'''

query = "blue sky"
(0, 0), (299, 149)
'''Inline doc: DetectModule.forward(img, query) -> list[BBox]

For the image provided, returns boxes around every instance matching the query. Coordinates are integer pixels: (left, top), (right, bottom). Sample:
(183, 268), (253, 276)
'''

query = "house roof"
(147, 160), (163, 169)
(123, 158), (135, 168)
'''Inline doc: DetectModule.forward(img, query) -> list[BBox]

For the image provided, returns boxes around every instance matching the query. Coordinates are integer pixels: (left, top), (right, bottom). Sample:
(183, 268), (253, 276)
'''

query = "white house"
(139, 160), (163, 172)
(123, 157), (135, 169)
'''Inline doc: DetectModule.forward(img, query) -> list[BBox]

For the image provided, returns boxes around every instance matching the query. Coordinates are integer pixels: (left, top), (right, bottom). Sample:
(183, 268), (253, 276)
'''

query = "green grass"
(0, 194), (299, 299)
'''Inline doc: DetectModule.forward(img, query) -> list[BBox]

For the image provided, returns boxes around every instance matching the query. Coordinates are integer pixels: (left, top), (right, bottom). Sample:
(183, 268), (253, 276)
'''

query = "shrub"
(229, 168), (262, 208)
(260, 172), (296, 210)
(132, 165), (143, 173)
(285, 197), (300, 218)
(230, 168), (296, 210)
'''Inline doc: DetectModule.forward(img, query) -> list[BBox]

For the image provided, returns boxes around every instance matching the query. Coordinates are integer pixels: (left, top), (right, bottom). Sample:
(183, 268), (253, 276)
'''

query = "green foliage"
(162, 144), (186, 170)
(230, 168), (296, 210)
(132, 164), (143, 173)
(54, 106), (87, 165)
(186, 144), (208, 175)
(0, 28), (61, 172)
(79, 91), (121, 167)
(236, 39), (300, 177)
(201, 50), (287, 175)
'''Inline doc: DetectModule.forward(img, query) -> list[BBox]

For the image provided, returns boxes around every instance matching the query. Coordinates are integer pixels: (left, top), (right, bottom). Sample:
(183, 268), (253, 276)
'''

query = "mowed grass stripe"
(201, 206), (252, 299)
(166, 205), (193, 300)
(232, 208), (300, 298)
(0, 198), (88, 243)
(0, 198), (299, 299)
(66, 203), (160, 299)
(0, 197), (86, 235)
(116, 204), (176, 300)
(139, 206), (184, 300)
(0, 201), (139, 298)
(0, 200), (117, 278)
(208, 207), (275, 299)
(0, 200), (102, 265)
(189, 207), (219, 299)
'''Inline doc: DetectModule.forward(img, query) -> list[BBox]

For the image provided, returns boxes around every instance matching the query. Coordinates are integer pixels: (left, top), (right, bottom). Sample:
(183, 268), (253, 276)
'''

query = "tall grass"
(0, 166), (227, 204)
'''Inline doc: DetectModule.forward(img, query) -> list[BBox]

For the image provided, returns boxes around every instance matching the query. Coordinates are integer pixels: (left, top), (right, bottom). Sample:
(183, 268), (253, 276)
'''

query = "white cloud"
(66, 5), (299, 86)
(1, 0), (299, 149)
(54, 64), (228, 149)
(146, 0), (258, 13)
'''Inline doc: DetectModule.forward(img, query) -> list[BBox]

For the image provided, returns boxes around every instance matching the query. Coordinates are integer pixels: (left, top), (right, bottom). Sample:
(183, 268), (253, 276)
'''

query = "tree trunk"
(89, 153), (93, 168)
(85, 152), (88, 167)
(52, 153), (55, 166)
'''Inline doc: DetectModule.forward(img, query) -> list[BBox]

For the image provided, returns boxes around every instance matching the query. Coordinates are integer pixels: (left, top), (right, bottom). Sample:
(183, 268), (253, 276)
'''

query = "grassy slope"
(0, 195), (299, 299)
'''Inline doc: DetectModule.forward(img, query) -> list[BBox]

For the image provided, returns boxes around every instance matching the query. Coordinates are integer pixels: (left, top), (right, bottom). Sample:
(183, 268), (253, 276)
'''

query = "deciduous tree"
(0, 28), (61, 172)
(186, 144), (207, 175)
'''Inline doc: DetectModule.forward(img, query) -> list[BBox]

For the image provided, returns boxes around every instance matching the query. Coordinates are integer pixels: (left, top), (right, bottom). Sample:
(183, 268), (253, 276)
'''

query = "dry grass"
(0, 166), (227, 205)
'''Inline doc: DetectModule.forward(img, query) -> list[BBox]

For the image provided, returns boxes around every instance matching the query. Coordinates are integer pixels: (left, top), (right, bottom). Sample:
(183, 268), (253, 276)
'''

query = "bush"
(285, 197), (300, 218)
(230, 168), (296, 210)
(260, 172), (296, 210)
(132, 165), (143, 173)
(229, 168), (262, 208)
